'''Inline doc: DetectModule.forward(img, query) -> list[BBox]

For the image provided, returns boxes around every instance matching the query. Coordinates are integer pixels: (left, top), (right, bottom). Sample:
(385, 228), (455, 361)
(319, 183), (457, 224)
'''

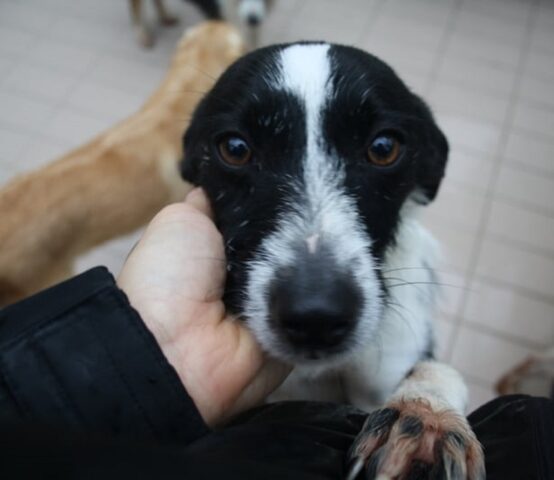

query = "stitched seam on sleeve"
(0, 354), (30, 418)
(111, 293), (185, 402)
(0, 287), (161, 437)
(110, 290), (199, 432)
(80, 303), (158, 438)
(0, 283), (112, 353)
(30, 338), (87, 427)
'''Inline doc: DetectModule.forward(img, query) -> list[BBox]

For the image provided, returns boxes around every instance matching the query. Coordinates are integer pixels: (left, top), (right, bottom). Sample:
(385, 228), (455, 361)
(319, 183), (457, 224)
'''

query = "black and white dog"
(182, 42), (485, 479)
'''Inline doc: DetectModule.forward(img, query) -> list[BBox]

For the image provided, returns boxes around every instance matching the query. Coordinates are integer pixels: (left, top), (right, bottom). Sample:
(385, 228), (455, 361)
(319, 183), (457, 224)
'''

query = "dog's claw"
(345, 457), (364, 480)
(346, 400), (485, 479)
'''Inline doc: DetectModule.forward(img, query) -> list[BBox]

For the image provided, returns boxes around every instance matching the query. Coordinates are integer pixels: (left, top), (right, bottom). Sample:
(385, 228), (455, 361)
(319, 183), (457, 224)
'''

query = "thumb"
(185, 187), (214, 218)
(224, 359), (292, 422)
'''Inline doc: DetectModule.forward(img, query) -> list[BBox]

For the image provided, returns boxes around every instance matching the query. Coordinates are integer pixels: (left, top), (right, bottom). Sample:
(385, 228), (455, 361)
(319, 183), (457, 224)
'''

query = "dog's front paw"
(346, 399), (485, 480)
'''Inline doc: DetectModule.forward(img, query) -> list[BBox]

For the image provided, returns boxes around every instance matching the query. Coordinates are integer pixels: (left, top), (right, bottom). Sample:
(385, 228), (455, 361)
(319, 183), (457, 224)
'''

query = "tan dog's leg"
(130, 0), (154, 48)
(153, 0), (179, 26)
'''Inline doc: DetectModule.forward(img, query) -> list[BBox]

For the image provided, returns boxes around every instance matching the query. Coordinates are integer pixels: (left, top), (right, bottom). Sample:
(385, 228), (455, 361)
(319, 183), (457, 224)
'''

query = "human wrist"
(117, 280), (220, 425)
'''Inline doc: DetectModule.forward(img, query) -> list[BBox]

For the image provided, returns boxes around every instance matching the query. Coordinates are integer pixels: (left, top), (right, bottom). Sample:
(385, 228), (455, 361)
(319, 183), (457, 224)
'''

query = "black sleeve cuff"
(0, 267), (210, 445)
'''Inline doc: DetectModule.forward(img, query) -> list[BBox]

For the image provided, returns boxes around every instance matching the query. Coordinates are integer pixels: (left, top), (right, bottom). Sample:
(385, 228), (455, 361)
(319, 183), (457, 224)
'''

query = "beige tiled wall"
(1, 0), (553, 410)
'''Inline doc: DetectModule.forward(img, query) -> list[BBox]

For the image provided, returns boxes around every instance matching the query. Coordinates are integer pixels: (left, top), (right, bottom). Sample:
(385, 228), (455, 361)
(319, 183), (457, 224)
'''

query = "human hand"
(118, 188), (290, 426)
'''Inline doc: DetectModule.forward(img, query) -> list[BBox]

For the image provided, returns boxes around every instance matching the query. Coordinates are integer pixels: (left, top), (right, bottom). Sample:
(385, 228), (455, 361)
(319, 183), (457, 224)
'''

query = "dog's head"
(236, 0), (273, 26)
(182, 43), (447, 366)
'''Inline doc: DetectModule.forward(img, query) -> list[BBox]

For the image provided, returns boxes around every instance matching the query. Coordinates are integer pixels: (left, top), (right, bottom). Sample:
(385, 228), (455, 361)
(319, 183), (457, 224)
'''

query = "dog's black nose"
(247, 14), (260, 26)
(269, 262), (362, 350)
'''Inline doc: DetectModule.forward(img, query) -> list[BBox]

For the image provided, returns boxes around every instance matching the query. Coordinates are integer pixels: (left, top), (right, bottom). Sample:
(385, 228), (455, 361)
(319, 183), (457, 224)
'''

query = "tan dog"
(0, 22), (244, 307)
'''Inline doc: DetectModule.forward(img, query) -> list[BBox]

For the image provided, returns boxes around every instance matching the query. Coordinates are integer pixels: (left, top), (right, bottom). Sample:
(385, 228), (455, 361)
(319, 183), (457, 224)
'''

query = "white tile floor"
(1, 0), (553, 411)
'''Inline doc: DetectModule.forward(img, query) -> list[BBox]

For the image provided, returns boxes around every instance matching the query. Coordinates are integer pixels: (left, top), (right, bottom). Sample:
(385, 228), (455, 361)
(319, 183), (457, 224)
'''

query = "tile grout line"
(489, 195), (554, 220)
(482, 232), (554, 264)
(508, 124), (554, 145)
(0, 24), (53, 165)
(462, 319), (551, 351)
(493, 157), (554, 181)
(353, 0), (389, 47)
(472, 272), (554, 308)
(12, 49), (105, 168)
(423, 0), (464, 98)
(426, 203), (554, 267)
(446, 0), (541, 355)
(441, 312), (550, 352)
(0, 4), (108, 169)
(0, 30), (42, 89)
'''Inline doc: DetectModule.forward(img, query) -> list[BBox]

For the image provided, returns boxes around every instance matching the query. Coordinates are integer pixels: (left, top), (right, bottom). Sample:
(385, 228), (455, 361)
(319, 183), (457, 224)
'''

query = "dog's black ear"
(413, 98), (449, 204)
(180, 128), (201, 184)
(418, 122), (448, 203)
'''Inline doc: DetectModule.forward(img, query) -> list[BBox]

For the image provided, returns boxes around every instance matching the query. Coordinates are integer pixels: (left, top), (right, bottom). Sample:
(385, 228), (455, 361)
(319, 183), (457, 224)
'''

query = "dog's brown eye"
(218, 135), (252, 167)
(367, 134), (401, 167)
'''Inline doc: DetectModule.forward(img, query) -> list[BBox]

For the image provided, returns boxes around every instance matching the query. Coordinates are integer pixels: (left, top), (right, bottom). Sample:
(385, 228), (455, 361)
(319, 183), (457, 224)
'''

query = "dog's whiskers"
(383, 280), (467, 291)
(379, 266), (452, 275)
(382, 299), (429, 354)
(383, 299), (417, 337)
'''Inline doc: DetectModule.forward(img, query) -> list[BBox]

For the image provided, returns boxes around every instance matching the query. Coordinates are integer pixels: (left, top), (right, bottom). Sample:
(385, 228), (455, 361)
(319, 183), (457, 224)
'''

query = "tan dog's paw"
(346, 400), (485, 480)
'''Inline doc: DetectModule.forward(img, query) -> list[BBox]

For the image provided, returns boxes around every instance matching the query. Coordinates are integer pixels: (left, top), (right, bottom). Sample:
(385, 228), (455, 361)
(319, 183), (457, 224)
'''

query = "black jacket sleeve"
(0, 267), (209, 445)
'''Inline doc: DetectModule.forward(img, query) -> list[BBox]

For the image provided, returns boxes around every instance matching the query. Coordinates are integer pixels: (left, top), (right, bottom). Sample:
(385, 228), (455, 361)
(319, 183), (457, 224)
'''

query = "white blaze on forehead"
(277, 43), (337, 225)
(278, 44), (331, 109)
(278, 43), (331, 155)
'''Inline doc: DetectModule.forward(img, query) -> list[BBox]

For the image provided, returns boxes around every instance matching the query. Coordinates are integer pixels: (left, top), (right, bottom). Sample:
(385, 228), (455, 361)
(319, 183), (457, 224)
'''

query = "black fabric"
(1, 396), (553, 479)
(0, 267), (209, 445)
(468, 395), (554, 480)
(0, 269), (552, 478)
